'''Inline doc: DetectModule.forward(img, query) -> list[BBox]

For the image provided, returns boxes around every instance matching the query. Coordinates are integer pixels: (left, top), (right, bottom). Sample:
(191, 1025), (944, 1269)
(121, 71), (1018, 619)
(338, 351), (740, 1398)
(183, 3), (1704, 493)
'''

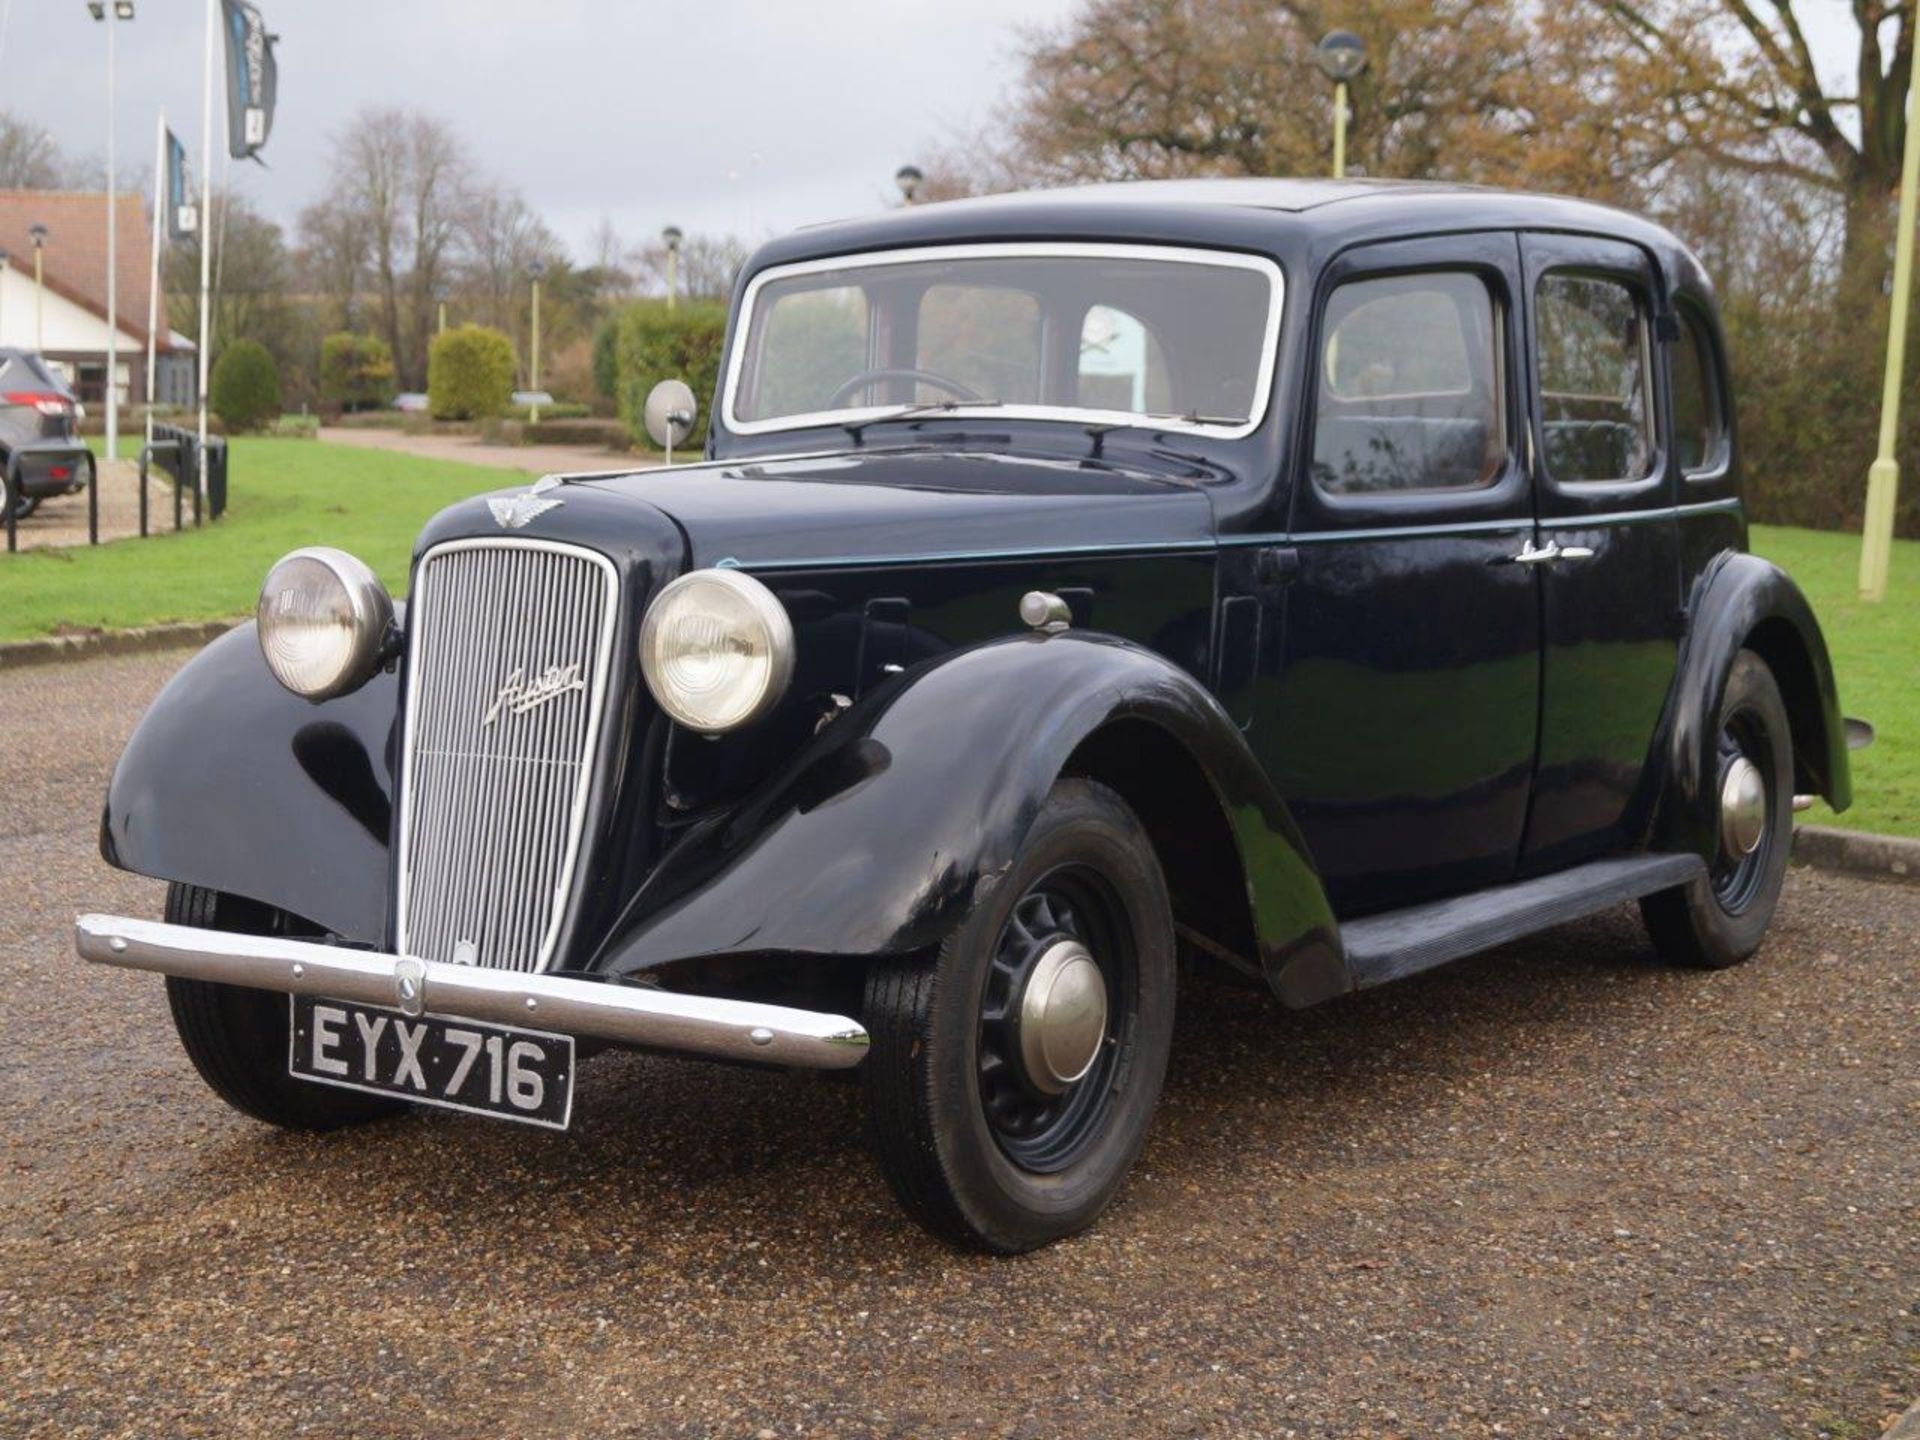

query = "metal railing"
(5, 444), (100, 555)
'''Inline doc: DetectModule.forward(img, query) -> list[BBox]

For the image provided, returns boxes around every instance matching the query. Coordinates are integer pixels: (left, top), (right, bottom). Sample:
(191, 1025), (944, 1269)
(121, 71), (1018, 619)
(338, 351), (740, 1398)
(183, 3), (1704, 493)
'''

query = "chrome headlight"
(639, 568), (795, 733)
(256, 546), (393, 701)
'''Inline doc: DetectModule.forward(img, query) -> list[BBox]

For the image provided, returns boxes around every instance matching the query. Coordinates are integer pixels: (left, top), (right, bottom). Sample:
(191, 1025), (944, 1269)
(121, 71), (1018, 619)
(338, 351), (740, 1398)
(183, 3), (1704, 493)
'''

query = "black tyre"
(11, 493), (37, 519)
(863, 778), (1176, 1252)
(163, 883), (405, 1130)
(1641, 650), (1794, 969)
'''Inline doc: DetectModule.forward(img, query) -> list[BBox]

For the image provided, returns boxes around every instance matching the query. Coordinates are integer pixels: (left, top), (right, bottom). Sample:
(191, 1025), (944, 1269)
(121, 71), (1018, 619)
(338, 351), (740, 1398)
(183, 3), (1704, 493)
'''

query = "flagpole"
(197, 0), (214, 508)
(105, 0), (119, 462)
(146, 111), (163, 454)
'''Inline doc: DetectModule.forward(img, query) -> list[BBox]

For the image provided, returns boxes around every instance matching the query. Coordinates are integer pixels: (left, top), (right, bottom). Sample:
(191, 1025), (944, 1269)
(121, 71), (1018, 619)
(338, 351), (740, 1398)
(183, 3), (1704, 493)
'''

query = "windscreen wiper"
(1149, 410), (1246, 428)
(841, 399), (1003, 444)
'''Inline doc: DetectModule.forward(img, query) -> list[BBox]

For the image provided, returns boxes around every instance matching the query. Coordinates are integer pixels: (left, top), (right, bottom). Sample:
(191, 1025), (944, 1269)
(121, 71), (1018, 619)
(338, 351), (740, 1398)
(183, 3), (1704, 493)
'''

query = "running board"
(1340, 852), (1707, 990)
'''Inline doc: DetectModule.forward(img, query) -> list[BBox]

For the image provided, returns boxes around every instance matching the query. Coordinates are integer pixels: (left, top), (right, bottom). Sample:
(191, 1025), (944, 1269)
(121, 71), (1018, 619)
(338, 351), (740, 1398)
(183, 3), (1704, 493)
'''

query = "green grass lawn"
(1750, 524), (1917, 839)
(0, 437), (508, 643)
(0, 447), (1909, 836)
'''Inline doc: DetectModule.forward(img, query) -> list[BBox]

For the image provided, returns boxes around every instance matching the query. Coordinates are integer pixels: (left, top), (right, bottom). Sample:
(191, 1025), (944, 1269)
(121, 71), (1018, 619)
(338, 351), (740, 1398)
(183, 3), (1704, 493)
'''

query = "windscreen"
(729, 248), (1280, 434)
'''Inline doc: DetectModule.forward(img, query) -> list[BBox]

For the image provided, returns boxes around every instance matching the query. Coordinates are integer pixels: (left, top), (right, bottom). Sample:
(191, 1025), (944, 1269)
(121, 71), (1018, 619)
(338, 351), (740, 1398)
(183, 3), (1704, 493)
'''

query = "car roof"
(750, 177), (1697, 290)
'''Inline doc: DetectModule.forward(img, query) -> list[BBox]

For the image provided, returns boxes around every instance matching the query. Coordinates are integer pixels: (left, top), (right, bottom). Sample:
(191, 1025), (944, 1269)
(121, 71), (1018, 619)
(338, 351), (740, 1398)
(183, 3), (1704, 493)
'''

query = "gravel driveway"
(2, 651), (1915, 1439)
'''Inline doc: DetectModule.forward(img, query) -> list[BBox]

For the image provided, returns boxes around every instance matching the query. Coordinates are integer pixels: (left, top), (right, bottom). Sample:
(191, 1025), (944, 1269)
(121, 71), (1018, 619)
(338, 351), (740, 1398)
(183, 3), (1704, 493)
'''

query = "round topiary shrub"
(210, 339), (283, 433)
(428, 324), (516, 421)
(319, 332), (397, 414)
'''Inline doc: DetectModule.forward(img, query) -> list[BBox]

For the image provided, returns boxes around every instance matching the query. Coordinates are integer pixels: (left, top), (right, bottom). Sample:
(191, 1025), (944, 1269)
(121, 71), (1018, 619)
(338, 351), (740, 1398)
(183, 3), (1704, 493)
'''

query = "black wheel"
(163, 883), (405, 1130)
(1641, 650), (1794, 969)
(11, 492), (37, 519)
(862, 778), (1175, 1252)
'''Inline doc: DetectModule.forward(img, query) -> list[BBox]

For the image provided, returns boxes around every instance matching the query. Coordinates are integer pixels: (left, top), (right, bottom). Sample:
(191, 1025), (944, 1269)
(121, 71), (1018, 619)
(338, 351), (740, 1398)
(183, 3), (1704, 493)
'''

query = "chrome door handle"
(1511, 539), (1561, 565)
(1509, 540), (1597, 565)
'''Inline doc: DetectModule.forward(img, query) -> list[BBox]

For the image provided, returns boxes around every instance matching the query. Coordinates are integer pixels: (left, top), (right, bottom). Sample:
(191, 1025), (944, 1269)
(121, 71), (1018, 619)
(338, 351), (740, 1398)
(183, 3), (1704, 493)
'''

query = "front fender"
(100, 622), (398, 944)
(593, 632), (1338, 989)
(1660, 551), (1850, 855)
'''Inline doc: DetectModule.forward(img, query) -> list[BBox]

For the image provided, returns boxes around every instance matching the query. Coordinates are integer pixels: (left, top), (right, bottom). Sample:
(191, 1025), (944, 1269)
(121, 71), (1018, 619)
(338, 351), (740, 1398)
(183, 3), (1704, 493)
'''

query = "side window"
(1076, 304), (1174, 415)
(1671, 306), (1726, 475)
(1311, 271), (1507, 496)
(1535, 273), (1653, 484)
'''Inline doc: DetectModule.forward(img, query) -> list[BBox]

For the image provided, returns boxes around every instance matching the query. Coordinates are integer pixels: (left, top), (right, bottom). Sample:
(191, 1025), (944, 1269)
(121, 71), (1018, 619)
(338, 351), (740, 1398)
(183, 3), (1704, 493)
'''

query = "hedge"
(591, 315), (620, 402)
(428, 324), (516, 421)
(210, 339), (282, 433)
(319, 332), (397, 414)
(614, 299), (727, 449)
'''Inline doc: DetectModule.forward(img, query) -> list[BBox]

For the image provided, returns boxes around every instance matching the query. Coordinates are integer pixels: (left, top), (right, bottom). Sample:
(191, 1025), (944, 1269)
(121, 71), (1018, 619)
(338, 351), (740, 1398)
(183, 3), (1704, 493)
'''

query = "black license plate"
(289, 995), (574, 1130)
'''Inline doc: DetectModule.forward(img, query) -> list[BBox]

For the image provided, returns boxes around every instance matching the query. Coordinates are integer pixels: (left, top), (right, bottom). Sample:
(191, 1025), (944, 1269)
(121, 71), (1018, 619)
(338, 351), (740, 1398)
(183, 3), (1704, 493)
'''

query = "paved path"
(8, 458), (178, 553)
(319, 425), (660, 479)
(3, 649), (1916, 1438)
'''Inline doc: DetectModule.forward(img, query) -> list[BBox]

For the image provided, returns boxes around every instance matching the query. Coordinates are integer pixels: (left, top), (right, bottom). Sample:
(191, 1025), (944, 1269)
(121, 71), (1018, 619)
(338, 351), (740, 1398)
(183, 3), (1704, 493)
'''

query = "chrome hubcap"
(1720, 755), (1767, 857)
(1016, 939), (1108, 1095)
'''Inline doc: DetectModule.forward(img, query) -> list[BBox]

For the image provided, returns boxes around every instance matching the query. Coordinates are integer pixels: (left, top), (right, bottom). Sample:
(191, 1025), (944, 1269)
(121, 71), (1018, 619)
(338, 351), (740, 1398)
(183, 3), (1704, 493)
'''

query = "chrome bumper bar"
(75, 914), (869, 1070)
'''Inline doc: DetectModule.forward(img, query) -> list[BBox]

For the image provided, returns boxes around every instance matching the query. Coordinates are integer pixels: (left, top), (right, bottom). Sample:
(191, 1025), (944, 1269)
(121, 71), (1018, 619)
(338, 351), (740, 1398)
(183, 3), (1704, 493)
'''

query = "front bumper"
(75, 914), (869, 1070)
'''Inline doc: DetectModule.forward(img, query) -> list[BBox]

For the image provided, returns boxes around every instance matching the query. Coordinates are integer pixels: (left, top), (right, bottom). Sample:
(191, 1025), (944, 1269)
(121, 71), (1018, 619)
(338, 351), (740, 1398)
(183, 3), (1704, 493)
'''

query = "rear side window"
(1535, 273), (1653, 483)
(1671, 306), (1726, 475)
(1310, 271), (1507, 496)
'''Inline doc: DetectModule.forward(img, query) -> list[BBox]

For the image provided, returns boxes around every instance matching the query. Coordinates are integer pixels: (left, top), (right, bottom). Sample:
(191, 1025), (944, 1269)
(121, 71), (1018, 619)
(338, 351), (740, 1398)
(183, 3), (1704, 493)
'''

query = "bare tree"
(404, 114), (469, 383)
(0, 112), (66, 188)
(317, 108), (477, 387)
(294, 193), (369, 332)
(460, 181), (557, 332)
(632, 231), (750, 303)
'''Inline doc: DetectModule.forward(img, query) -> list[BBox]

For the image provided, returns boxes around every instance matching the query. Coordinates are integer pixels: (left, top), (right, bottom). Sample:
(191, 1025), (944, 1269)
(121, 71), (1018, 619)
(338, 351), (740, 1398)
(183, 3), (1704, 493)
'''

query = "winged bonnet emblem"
(488, 475), (565, 530)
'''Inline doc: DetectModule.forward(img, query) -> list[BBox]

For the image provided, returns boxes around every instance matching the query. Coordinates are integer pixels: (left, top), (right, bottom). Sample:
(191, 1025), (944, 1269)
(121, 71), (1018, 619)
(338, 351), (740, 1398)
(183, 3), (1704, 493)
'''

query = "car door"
(1517, 234), (1684, 871)
(1266, 234), (1540, 917)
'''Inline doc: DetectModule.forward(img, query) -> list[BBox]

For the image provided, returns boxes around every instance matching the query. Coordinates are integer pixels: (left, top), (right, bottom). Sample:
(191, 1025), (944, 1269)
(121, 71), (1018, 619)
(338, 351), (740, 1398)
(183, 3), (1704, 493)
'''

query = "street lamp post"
(1314, 31), (1367, 180)
(528, 257), (546, 425)
(1860, 11), (1920, 602)
(662, 225), (683, 313)
(89, 0), (135, 459)
(29, 224), (47, 353)
(895, 164), (924, 206)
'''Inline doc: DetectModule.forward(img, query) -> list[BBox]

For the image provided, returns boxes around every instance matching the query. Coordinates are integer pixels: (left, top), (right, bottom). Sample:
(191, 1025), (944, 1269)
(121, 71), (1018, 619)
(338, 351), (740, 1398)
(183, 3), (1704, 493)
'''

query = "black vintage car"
(79, 179), (1853, 1252)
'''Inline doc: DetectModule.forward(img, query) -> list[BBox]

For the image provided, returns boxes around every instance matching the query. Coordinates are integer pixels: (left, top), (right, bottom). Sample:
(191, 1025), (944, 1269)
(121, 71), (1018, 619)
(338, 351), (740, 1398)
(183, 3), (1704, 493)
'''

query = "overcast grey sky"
(0, 0), (1882, 262)
(0, 0), (1079, 257)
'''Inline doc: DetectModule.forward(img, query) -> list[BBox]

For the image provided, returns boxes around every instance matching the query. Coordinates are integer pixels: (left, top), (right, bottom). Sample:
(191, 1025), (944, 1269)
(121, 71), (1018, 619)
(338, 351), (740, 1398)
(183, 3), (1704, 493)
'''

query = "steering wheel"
(827, 367), (984, 408)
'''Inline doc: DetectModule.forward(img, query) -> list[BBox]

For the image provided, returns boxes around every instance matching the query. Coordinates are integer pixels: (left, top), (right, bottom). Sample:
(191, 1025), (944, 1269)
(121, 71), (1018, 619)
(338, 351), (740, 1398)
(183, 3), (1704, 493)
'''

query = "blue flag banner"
(165, 127), (197, 240)
(220, 0), (278, 164)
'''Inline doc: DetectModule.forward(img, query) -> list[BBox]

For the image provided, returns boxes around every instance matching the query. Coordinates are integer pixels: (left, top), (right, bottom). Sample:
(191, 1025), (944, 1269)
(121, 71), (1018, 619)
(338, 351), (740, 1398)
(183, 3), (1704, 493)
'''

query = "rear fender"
(592, 632), (1343, 1001)
(1659, 552), (1850, 856)
(100, 622), (398, 944)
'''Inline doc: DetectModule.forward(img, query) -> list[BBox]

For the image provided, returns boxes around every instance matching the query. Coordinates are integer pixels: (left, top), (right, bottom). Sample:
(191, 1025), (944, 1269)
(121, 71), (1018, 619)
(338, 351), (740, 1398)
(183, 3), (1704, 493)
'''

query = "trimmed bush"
(319, 332), (397, 414)
(210, 339), (282, 433)
(508, 401), (591, 422)
(428, 324), (516, 421)
(614, 299), (727, 449)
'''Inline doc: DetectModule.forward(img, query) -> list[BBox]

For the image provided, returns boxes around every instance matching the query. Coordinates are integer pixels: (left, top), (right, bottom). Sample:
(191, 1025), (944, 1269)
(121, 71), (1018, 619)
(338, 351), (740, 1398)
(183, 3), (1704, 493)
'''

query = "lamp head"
(1314, 30), (1368, 82)
(895, 164), (924, 202)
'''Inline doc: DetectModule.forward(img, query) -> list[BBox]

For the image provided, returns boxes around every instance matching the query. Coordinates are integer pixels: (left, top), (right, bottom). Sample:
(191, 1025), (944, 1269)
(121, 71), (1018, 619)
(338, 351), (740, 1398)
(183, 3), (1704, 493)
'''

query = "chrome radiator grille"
(396, 539), (619, 974)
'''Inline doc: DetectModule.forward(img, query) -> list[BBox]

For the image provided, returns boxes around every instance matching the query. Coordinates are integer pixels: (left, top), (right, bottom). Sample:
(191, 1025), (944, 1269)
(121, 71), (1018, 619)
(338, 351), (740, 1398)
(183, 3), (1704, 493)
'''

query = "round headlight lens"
(256, 546), (393, 700)
(639, 569), (795, 733)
